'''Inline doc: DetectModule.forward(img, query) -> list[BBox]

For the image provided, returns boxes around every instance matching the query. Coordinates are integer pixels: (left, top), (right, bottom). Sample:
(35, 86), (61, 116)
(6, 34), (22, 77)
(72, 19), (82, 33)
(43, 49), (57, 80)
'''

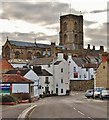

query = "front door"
(56, 88), (58, 95)
(45, 86), (49, 94)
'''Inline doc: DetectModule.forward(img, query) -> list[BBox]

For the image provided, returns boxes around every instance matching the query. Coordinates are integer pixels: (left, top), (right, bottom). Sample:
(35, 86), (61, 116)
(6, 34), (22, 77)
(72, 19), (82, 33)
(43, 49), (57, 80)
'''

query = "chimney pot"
(93, 46), (95, 50)
(87, 44), (90, 49)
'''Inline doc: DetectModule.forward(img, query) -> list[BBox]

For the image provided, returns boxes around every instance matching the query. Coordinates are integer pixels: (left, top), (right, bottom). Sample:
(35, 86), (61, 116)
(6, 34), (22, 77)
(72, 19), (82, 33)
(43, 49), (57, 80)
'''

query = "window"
(15, 51), (20, 59)
(5, 46), (10, 59)
(74, 72), (78, 78)
(91, 75), (93, 79)
(74, 22), (77, 30)
(64, 34), (67, 44)
(45, 77), (49, 84)
(73, 67), (76, 72)
(61, 68), (63, 72)
(48, 64), (50, 67)
(84, 74), (86, 78)
(61, 78), (63, 83)
(103, 66), (105, 69)
(79, 75), (81, 79)
(63, 22), (67, 31)
(27, 51), (32, 60)
(61, 89), (63, 93)
(69, 61), (71, 63)
(75, 34), (78, 41)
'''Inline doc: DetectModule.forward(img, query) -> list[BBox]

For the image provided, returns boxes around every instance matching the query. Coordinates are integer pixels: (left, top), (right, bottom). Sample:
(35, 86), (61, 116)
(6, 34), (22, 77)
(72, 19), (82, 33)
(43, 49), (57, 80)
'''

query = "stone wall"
(96, 62), (108, 89)
(70, 80), (94, 91)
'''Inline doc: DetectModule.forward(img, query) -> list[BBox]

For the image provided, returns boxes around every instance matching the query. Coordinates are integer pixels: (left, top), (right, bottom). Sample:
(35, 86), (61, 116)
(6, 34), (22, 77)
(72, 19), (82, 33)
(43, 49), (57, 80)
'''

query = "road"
(1, 92), (109, 120)
(28, 92), (108, 119)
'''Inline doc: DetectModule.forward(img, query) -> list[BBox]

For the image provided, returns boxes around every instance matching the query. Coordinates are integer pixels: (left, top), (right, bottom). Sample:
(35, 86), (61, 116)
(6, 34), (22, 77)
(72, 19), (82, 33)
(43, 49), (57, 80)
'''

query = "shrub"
(0, 95), (16, 102)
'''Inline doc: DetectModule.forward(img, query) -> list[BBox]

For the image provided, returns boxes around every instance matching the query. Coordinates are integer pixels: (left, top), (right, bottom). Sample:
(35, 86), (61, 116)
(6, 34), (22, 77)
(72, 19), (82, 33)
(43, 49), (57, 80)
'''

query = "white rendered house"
(30, 53), (70, 95)
(67, 55), (96, 81)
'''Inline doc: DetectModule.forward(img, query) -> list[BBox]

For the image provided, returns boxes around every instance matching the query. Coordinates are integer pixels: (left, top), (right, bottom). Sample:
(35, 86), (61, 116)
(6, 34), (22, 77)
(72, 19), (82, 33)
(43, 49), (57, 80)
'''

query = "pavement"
(1, 102), (36, 120)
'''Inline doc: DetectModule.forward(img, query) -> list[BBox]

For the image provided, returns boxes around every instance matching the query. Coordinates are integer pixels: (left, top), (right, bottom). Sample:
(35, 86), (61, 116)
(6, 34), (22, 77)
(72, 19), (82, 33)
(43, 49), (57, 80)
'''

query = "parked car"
(93, 87), (105, 99)
(99, 90), (109, 100)
(85, 89), (94, 98)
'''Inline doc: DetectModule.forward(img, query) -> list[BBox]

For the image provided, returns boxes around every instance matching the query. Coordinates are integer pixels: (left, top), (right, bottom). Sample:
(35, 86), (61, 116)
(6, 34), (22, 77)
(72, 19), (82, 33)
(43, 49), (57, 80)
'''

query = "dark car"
(85, 89), (94, 98)
(99, 90), (109, 100)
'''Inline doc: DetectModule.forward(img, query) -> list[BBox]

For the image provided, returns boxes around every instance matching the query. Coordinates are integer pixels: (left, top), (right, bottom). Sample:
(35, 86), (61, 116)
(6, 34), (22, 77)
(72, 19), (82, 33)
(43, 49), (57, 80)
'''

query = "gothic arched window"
(64, 34), (67, 44)
(15, 51), (20, 59)
(63, 22), (67, 31)
(74, 22), (77, 30)
(5, 46), (10, 59)
(36, 52), (41, 58)
(74, 34), (78, 41)
(27, 51), (32, 60)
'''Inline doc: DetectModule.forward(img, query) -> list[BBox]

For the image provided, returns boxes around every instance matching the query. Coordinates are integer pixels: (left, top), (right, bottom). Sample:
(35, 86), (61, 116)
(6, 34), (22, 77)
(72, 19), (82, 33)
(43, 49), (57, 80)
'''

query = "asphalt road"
(28, 92), (108, 119)
(1, 92), (109, 120)
(1, 102), (34, 119)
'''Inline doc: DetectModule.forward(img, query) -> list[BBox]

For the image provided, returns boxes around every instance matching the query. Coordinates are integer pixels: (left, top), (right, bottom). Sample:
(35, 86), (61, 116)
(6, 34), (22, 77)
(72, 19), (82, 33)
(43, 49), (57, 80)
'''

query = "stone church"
(2, 14), (104, 61)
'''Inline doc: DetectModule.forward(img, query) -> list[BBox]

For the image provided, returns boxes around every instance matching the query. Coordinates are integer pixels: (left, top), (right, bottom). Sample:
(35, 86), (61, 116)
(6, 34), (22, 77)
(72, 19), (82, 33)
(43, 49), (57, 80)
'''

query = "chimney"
(87, 44), (90, 49)
(16, 70), (21, 75)
(33, 66), (42, 74)
(93, 46), (95, 50)
(102, 53), (108, 63)
(100, 46), (104, 52)
(51, 42), (55, 46)
(57, 53), (64, 60)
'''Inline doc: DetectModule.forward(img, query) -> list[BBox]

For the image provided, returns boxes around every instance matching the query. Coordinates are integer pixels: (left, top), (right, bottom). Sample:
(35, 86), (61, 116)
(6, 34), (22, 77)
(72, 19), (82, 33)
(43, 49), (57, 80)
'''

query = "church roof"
(8, 40), (51, 48)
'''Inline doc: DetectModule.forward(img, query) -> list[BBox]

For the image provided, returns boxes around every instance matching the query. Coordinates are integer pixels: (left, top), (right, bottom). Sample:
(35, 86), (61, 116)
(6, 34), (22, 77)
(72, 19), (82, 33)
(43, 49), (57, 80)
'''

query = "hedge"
(0, 95), (16, 102)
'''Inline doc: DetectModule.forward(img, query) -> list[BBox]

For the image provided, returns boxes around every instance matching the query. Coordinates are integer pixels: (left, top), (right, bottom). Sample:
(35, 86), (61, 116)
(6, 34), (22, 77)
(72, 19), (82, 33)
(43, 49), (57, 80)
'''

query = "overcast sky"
(0, 0), (108, 54)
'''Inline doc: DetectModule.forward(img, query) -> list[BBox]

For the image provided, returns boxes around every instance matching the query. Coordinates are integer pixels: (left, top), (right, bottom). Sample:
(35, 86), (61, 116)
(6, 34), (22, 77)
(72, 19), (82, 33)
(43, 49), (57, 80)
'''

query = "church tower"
(59, 14), (83, 50)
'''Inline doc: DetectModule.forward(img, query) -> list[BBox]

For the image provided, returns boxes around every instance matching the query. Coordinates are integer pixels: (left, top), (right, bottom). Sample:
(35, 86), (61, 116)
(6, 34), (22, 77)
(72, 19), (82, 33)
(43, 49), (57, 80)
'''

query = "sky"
(0, 0), (108, 54)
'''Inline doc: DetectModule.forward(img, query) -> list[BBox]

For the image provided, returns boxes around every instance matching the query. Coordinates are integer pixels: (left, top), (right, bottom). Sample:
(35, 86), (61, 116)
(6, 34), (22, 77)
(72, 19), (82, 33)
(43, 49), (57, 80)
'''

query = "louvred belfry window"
(74, 72), (78, 78)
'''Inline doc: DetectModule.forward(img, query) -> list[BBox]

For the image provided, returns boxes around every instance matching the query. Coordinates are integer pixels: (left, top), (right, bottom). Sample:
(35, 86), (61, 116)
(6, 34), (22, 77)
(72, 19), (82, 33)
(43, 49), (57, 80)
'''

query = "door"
(56, 88), (58, 95)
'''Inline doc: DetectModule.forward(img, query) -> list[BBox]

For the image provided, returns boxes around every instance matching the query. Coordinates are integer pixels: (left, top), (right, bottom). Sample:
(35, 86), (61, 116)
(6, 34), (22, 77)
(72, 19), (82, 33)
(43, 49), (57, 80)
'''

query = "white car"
(99, 90), (109, 100)
(93, 87), (105, 98)
(85, 89), (94, 98)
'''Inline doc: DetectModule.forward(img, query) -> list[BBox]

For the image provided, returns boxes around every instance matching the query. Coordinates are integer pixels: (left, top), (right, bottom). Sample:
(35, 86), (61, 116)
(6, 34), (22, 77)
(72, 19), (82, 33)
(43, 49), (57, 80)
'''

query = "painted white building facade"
(37, 53), (70, 95)
(67, 55), (95, 81)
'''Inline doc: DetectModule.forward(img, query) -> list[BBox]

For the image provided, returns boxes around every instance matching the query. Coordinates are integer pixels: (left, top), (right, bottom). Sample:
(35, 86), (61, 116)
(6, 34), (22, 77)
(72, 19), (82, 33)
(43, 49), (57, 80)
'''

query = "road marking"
(17, 104), (37, 120)
(88, 116), (94, 120)
(73, 107), (77, 110)
(78, 111), (85, 115)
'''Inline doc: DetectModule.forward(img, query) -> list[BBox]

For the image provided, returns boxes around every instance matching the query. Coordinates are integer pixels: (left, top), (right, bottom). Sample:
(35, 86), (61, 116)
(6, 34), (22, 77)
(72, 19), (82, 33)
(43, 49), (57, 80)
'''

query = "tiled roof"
(29, 57), (53, 65)
(0, 74), (34, 83)
(73, 57), (85, 67)
(0, 58), (14, 73)
(37, 69), (53, 76)
(6, 69), (30, 76)
(83, 63), (98, 68)
(54, 61), (62, 65)
(9, 40), (51, 48)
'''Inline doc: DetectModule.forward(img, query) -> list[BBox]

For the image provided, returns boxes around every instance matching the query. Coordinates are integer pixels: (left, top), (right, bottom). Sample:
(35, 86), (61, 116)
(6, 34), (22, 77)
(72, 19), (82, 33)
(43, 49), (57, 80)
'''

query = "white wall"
(12, 84), (29, 93)
(54, 61), (69, 95)
(39, 76), (54, 95)
(67, 56), (95, 80)
(11, 63), (26, 68)
(24, 69), (39, 96)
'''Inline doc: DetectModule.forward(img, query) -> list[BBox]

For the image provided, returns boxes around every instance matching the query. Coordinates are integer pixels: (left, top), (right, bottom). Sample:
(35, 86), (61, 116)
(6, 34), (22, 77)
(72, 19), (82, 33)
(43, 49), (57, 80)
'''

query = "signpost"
(0, 84), (10, 95)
